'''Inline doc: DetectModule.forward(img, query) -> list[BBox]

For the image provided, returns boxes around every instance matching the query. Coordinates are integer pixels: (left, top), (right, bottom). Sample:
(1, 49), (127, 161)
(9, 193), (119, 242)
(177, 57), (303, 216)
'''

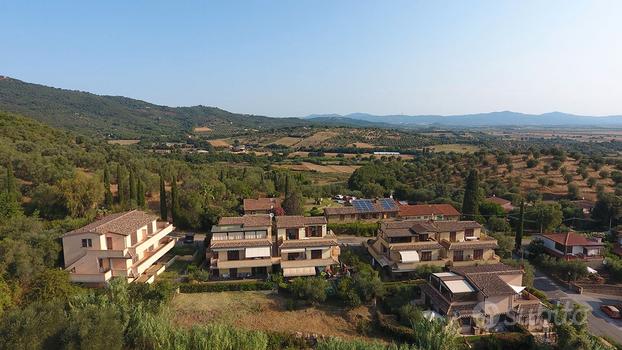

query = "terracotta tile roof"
(450, 263), (523, 297)
(390, 241), (443, 251)
(275, 215), (326, 228)
(410, 220), (482, 233)
(218, 215), (272, 227)
(280, 236), (338, 249)
(398, 204), (461, 217)
(65, 210), (158, 237)
(540, 232), (604, 247)
(571, 200), (596, 210)
(450, 263), (521, 275)
(243, 197), (282, 212)
(323, 207), (357, 215)
(486, 196), (512, 206)
(440, 236), (498, 250)
(210, 239), (272, 249)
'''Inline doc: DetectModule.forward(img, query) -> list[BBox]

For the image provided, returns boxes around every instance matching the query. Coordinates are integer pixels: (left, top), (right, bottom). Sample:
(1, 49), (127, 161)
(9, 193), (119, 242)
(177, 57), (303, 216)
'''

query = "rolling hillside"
(0, 76), (308, 140)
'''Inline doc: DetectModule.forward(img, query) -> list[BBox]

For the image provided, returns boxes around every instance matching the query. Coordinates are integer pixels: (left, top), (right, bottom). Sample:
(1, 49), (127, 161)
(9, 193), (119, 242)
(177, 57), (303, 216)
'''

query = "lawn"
(170, 291), (377, 341)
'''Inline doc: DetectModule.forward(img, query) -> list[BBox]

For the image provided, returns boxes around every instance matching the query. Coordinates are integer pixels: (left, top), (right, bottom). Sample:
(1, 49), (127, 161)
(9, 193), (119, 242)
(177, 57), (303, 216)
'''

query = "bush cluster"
(328, 222), (379, 236)
(179, 281), (274, 293)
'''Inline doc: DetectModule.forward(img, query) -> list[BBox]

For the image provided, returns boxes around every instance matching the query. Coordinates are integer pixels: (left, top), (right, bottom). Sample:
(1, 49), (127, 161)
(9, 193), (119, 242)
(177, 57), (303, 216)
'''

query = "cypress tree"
(103, 166), (113, 208)
(515, 201), (525, 252)
(159, 171), (167, 220)
(171, 174), (179, 222)
(129, 167), (136, 207)
(461, 170), (479, 220)
(136, 178), (145, 208)
(116, 164), (124, 205)
(5, 161), (17, 201)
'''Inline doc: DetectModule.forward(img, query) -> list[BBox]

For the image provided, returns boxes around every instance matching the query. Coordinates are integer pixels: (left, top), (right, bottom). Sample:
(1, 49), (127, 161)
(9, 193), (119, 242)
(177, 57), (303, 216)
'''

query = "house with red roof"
(486, 196), (514, 212)
(397, 203), (461, 221)
(537, 232), (604, 261)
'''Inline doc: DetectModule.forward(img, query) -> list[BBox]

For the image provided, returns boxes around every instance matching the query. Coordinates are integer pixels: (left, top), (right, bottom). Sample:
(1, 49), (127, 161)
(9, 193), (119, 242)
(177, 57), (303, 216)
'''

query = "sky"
(1, 1), (621, 117)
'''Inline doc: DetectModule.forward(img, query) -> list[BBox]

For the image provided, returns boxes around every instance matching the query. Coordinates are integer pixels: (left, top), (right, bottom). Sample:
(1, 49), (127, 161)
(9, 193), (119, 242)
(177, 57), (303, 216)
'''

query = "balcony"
(216, 257), (274, 269)
(69, 268), (113, 284)
(133, 237), (176, 276)
(281, 257), (339, 269)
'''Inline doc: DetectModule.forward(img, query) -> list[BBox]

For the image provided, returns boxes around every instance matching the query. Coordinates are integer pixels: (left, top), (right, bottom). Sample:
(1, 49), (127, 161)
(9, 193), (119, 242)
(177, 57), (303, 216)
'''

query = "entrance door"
(453, 250), (464, 262)
(106, 237), (113, 250)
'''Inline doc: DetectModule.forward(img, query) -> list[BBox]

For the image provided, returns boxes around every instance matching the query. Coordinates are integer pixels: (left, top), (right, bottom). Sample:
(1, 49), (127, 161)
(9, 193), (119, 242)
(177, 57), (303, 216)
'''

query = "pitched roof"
(323, 207), (358, 216)
(409, 220), (482, 233)
(324, 198), (398, 216)
(280, 236), (338, 249)
(243, 197), (282, 212)
(210, 239), (272, 249)
(398, 204), (461, 217)
(486, 196), (513, 206)
(275, 215), (326, 228)
(440, 236), (498, 250)
(450, 263), (523, 297)
(218, 215), (272, 227)
(540, 232), (604, 247)
(65, 210), (158, 237)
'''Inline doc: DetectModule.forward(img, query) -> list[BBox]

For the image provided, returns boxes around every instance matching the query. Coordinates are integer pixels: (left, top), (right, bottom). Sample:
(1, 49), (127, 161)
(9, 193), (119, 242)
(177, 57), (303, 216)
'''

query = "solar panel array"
(379, 198), (397, 210)
(352, 199), (374, 213)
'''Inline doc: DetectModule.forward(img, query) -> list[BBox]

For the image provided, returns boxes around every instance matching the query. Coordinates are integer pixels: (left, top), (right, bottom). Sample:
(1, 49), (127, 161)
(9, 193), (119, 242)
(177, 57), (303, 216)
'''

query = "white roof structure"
(434, 272), (458, 278)
(399, 250), (420, 263)
(444, 280), (476, 293)
(507, 284), (526, 294)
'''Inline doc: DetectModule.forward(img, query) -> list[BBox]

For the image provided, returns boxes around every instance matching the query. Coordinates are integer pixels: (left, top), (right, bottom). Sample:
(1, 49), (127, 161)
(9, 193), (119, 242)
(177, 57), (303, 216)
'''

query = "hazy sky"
(1, 1), (621, 117)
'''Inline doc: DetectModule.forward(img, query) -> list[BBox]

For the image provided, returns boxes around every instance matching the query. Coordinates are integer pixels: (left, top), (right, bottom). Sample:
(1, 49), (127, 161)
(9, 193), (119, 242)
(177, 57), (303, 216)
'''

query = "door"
(473, 249), (483, 260)
(106, 237), (113, 250)
(227, 250), (240, 261)
(311, 250), (322, 259)
(229, 268), (238, 278)
(453, 250), (464, 262)
(450, 232), (457, 242)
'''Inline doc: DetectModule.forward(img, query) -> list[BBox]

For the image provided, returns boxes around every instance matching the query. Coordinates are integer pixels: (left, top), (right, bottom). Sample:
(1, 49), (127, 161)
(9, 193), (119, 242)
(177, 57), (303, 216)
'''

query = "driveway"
(534, 270), (622, 344)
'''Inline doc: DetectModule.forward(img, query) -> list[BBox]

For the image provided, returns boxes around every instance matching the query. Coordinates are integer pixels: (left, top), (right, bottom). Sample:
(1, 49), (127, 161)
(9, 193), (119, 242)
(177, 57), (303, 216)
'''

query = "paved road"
(534, 270), (622, 344)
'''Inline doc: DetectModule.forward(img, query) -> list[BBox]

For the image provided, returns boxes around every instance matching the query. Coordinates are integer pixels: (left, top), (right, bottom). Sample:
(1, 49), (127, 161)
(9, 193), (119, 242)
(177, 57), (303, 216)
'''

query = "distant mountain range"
(305, 111), (622, 128)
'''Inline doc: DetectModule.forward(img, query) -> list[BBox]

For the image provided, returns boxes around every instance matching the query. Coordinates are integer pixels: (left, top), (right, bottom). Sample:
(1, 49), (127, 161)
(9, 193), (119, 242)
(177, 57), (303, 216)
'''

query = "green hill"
(0, 76), (308, 140)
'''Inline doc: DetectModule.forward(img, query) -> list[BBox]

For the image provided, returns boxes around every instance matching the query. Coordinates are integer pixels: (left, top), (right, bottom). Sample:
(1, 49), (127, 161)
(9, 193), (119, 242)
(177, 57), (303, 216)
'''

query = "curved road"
(533, 270), (622, 344)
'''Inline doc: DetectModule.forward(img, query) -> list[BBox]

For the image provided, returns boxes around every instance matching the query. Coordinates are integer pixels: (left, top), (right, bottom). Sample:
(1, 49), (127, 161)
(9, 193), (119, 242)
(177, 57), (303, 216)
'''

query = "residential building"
(571, 199), (596, 216)
(276, 216), (340, 277)
(537, 232), (604, 261)
(486, 196), (514, 212)
(398, 203), (461, 221)
(421, 264), (547, 334)
(62, 210), (175, 286)
(208, 215), (276, 278)
(324, 198), (399, 223)
(367, 220), (499, 274)
(243, 197), (282, 215)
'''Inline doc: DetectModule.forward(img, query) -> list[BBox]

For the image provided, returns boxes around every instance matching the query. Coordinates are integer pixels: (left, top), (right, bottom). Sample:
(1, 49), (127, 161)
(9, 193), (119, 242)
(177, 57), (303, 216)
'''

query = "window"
(98, 258), (104, 269)
(288, 252), (302, 260)
(227, 250), (240, 261)
(453, 250), (464, 262)
(473, 249), (483, 260)
(340, 215), (345, 221)
(465, 229), (474, 237)
(106, 237), (113, 250)
(421, 251), (432, 261)
(306, 226), (322, 237)
(81, 238), (92, 248)
(286, 229), (298, 240)
(229, 268), (238, 278)
(311, 250), (322, 259)
(450, 231), (457, 242)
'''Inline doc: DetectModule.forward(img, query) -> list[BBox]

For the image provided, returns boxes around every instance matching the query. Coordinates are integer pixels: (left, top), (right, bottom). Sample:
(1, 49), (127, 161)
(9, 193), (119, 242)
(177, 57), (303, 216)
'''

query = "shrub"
(289, 277), (329, 303)
(179, 281), (274, 293)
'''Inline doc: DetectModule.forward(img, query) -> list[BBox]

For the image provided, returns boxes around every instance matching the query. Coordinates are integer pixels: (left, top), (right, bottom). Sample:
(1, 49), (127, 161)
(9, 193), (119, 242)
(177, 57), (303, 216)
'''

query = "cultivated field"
(107, 139), (140, 145)
(207, 139), (231, 147)
(193, 126), (212, 132)
(296, 131), (340, 147)
(277, 162), (360, 174)
(171, 291), (375, 341)
(429, 144), (480, 153)
(272, 136), (302, 147)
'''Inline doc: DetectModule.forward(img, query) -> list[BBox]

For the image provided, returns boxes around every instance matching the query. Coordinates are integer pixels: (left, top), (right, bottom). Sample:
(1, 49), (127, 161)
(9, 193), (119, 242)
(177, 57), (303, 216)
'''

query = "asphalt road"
(533, 270), (622, 344)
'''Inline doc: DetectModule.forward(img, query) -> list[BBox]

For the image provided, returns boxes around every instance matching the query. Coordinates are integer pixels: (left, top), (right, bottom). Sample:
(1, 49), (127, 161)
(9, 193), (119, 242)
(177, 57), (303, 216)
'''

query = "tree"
(128, 167), (136, 207)
(116, 164), (125, 205)
(592, 193), (622, 230)
(171, 174), (179, 222)
(58, 172), (104, 218)
(282, 191), (304, 215)
(5, 161), (18, 202)
(567, 183), (581, 200)
(25, 269), (81, 304)
(103, 166), (113, 209)
(461, 170), (479, 220)
(289, 277), (329, 303)
(527, 202), (563, 233)
(159, 171), (167, 221)
(515, 201), (524, 252)
(361, 183), (385, 198)
(136, 178), (145, 208)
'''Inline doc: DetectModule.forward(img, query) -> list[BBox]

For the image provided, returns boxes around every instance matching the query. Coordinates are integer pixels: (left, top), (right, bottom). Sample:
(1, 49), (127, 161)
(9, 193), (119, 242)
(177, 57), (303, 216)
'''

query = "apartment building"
(324, 198), (399, 223)
(62, 210), (175, 286)
(276, 216), (340, 277)
(243, 197), (282, 215)
(367, 219), (499, 274)
(397, 203), (461, 221)
(208, 214), (276, 278)
(421, 264), (546, 334)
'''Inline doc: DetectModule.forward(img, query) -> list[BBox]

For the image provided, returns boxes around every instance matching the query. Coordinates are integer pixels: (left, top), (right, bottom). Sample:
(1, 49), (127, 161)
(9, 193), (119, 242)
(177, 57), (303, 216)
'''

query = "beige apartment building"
(276, 216), (340, 277)
(62, 210), (175, 286)
(420, 264), (546, 334)
(208, 214), (276, 278)
(367, 220), (499, 274)
(208, 214), (341, 279)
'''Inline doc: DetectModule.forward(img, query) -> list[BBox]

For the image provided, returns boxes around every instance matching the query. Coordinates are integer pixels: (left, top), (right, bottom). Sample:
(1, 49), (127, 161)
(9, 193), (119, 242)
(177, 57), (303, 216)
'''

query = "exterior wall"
(484, 295), (511, 315)
(498, 273), (523, 287)
(541, 237), (562, 254)
(445, 248), (495, 262)
(63, 232), (104, 267)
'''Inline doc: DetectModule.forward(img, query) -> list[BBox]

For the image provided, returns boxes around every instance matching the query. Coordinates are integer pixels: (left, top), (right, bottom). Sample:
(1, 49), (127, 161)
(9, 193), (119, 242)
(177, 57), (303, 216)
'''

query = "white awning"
(399, 250), (420, 263)
(281, 248), (306, 253)
(283, 267), (316, 277)
(508, 284), (526, 294)
(587, 266), (598, 274)
(245, 247), (271, 258)
(444, 280), (475, 293)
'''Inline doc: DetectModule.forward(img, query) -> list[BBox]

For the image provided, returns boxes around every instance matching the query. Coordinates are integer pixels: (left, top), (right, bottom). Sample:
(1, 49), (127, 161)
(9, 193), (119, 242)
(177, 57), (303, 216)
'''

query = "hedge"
(328, 222), (379, 236)
(179, 281), (274, 293)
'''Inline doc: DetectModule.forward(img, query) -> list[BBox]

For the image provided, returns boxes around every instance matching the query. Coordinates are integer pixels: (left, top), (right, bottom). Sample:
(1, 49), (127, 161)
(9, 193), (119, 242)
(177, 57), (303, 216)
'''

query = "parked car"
(600, 305), (621, 319)
(183, 232), (195, 244)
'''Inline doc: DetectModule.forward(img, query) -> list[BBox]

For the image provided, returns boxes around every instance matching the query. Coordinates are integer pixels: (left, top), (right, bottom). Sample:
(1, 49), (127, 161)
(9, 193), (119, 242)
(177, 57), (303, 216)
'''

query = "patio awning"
(587, 266), (598, 274)
(245, 247), (271, 258)
(508, 284), (526, 294)
(281, 248), (306, 253)
(283, 267), (316, 277)
(399, 250), (420, 263)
